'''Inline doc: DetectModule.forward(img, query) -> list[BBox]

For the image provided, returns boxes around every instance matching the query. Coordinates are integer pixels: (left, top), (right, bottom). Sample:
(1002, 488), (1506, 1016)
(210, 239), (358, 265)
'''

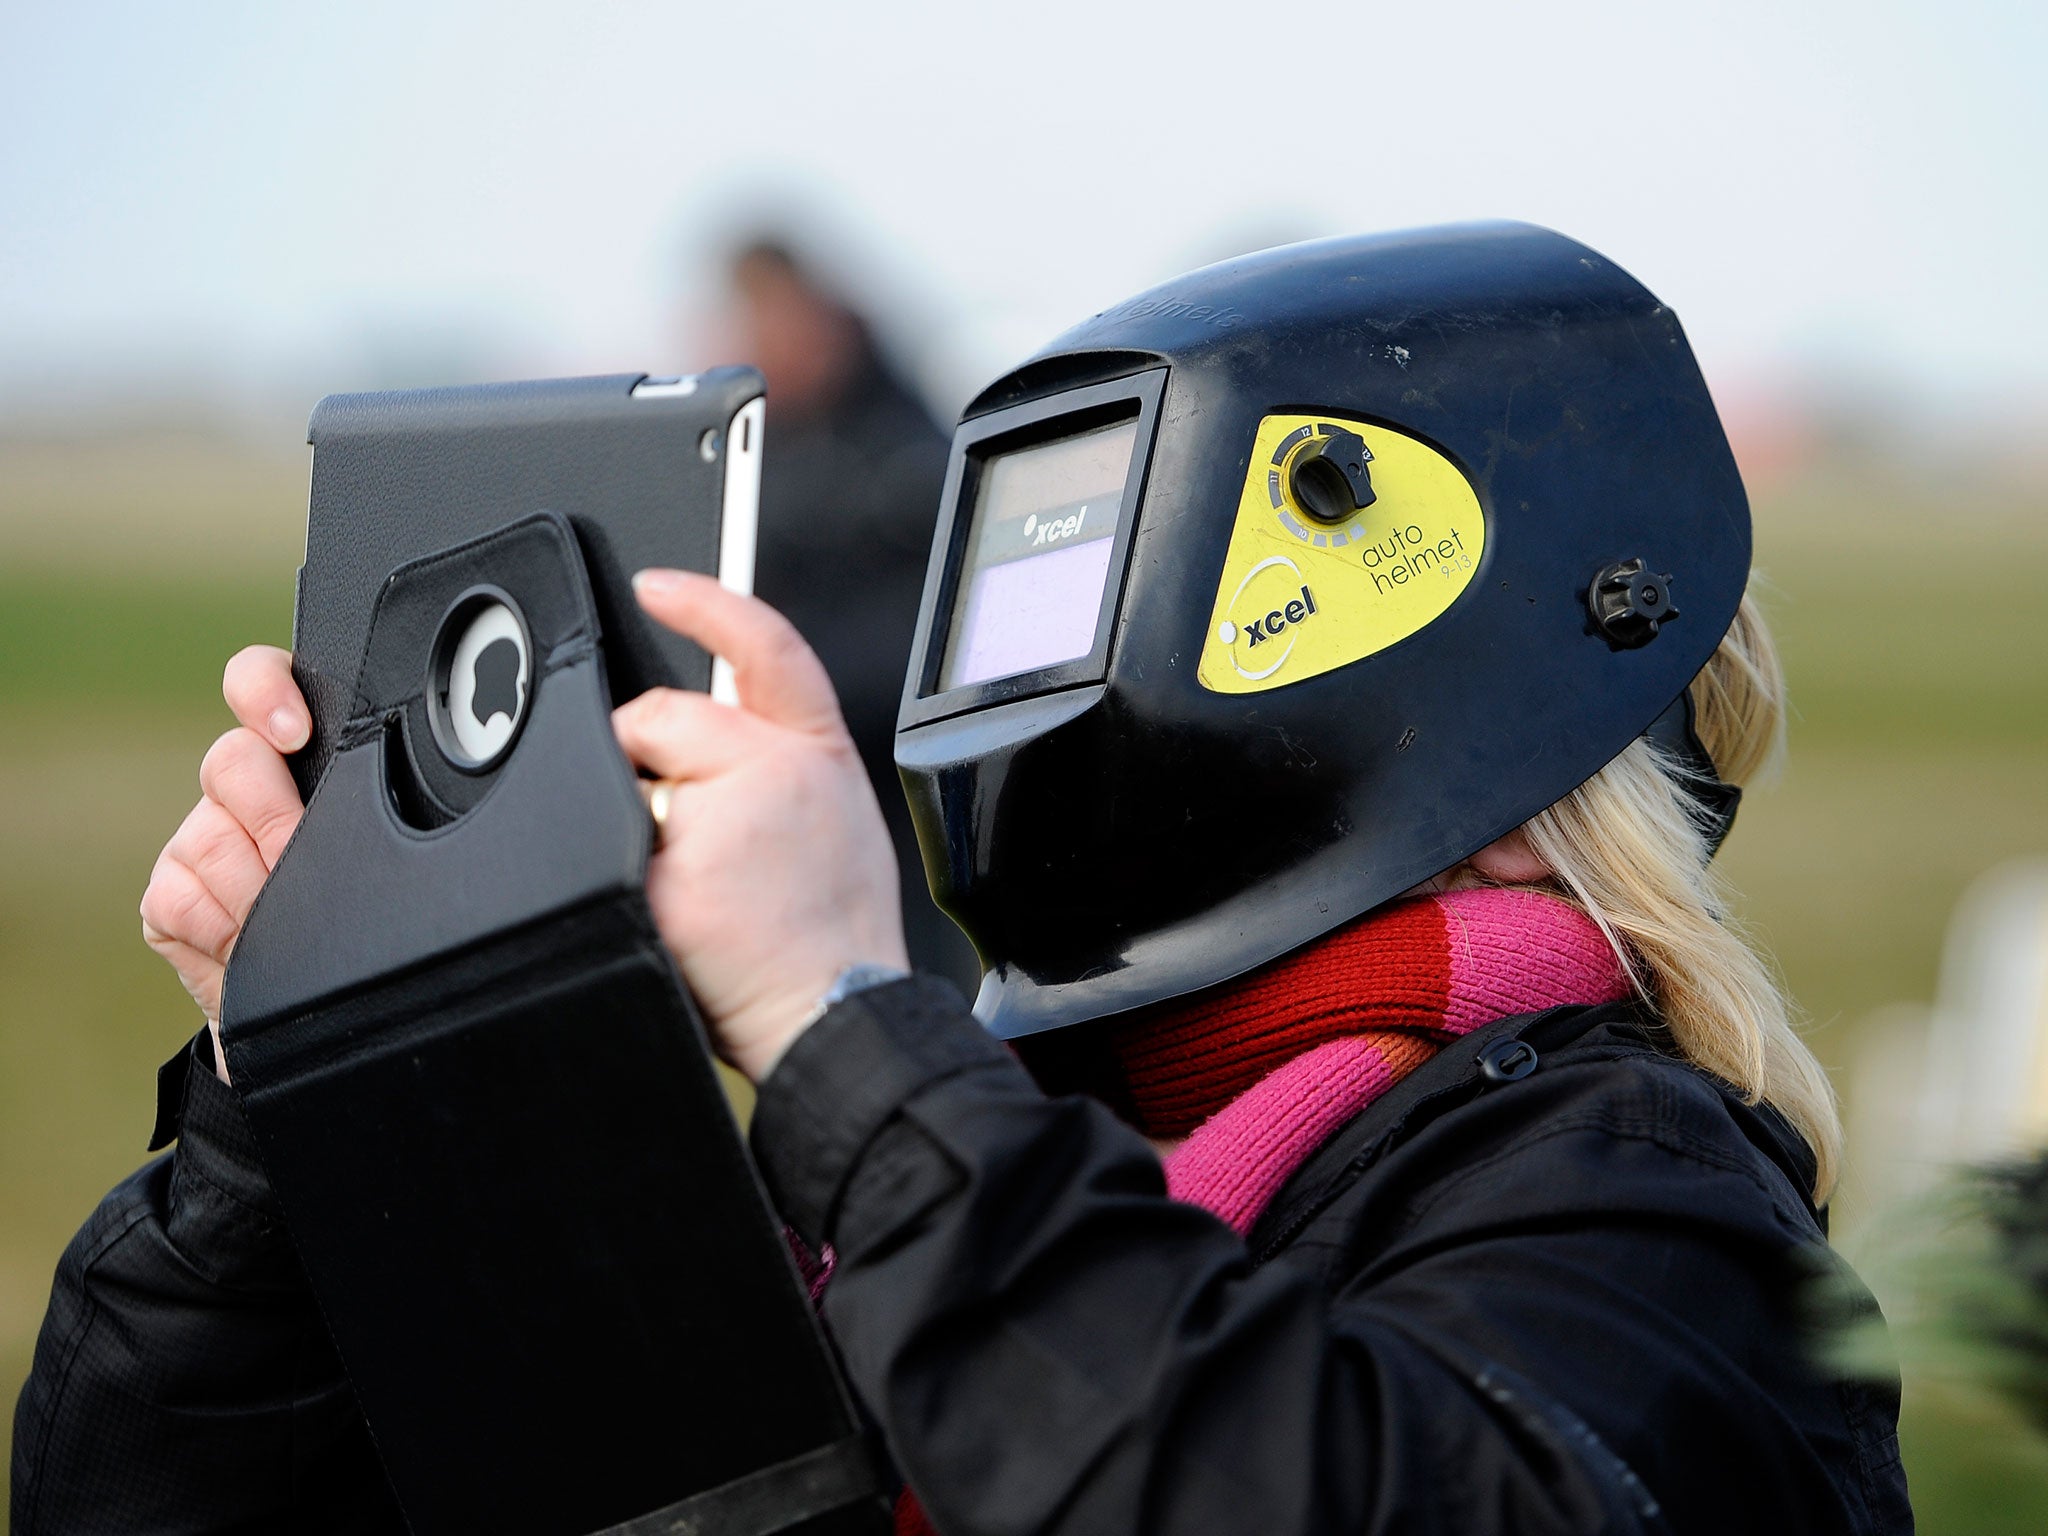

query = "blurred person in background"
(718, 235), (978, 992)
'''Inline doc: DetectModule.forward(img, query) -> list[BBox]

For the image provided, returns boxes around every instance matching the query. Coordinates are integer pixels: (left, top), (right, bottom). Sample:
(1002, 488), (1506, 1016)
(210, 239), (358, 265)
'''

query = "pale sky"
(1, 0), (2040, 434)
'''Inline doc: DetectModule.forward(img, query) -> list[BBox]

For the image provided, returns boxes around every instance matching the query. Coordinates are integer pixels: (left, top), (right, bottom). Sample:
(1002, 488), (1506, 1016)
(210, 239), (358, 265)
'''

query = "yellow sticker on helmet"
(1197, 413), (1485, 694)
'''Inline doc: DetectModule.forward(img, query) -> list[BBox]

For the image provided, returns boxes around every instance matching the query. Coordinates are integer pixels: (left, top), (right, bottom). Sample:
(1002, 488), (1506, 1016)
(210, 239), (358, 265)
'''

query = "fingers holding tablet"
(223, 644), (310, 753)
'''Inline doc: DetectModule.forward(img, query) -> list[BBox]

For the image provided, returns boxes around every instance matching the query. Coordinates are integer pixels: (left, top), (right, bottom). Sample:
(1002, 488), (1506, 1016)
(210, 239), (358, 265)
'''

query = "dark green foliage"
(1971, 1152), (2048, 1433)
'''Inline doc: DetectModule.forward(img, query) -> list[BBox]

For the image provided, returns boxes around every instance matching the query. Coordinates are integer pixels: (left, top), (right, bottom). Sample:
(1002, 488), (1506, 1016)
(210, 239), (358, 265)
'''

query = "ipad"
(289, 368), (765, 804)
(221, 371), (889, 1534)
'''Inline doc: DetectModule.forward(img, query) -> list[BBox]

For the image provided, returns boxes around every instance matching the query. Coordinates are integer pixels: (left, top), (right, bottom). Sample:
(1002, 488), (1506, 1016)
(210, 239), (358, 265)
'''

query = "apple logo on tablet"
(440, 600), (530, 768)
(470, 638), (523, 728)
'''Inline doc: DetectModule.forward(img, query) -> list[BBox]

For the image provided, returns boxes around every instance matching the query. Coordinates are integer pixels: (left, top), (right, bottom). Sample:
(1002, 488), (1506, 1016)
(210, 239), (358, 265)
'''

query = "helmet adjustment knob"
(1587, 558), (1679, 649)
(1288, 429), (1377, 523)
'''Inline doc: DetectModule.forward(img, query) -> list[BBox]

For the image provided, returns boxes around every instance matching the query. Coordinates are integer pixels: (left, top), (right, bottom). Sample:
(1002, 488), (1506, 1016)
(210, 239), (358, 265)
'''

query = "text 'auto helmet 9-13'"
(895, 221), (1749, 1043)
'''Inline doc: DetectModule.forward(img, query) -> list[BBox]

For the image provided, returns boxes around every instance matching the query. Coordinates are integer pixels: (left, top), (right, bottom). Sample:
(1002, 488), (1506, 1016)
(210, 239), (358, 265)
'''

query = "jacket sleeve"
(749, 979), (1842, 1536)
(10, 1032), (401, 1536)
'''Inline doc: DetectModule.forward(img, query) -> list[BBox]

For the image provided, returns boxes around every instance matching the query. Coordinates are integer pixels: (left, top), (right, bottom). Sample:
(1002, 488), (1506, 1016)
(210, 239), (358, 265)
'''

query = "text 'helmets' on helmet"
(895, 222), (1750, 1042)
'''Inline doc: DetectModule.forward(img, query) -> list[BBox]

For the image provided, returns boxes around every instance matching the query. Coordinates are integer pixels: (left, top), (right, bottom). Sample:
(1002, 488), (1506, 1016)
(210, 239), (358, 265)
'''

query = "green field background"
(3, 430), (2045, 1527)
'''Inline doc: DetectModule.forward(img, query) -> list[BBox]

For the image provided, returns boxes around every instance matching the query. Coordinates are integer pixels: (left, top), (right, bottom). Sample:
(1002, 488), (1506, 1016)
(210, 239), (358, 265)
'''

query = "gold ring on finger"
(645, 778), (682, 850)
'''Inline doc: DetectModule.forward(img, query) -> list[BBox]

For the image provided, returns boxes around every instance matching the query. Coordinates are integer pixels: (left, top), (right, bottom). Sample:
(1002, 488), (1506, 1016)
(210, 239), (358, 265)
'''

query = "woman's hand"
(140, 646), (309, 1082)
(616, 569), (909, 1082)
(139, 576), (906, 1088)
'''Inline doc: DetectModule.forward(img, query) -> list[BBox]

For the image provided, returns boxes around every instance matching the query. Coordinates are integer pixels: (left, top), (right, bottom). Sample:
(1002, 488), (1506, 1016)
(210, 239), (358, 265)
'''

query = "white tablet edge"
(712, 395), (765, 706)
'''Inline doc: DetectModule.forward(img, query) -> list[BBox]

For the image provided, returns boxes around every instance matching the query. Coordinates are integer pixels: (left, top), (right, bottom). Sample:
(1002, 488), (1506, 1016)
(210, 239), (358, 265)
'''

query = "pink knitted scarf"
(1139, 887), (1633, 1234)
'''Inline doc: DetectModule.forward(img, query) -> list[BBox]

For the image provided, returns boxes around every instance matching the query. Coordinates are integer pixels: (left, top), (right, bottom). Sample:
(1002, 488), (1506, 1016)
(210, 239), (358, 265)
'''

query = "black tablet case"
(289, 372), (748, 801)
(219, 376), (886, 1536)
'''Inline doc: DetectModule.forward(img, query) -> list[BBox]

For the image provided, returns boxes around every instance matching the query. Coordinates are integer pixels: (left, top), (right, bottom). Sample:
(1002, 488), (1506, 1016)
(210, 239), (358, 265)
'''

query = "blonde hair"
(1518, 592), (1842, 1201)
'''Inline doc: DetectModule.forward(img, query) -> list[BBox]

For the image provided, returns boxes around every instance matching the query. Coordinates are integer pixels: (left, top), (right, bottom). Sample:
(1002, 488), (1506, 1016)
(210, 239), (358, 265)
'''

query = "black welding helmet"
(895, 222), (1748, 1042)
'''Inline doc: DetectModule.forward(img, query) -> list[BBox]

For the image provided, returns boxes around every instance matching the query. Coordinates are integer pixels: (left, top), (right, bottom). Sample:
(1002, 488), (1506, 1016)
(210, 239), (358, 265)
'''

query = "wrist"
(735, 961), (910, 1083)
(808, 962), (911, 1021)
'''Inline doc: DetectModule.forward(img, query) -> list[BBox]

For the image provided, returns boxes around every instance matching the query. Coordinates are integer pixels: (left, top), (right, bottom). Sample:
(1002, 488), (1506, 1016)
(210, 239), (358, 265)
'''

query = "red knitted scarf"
(888, 887), (1630, 1533)
(1129, 886), (1631, 1233)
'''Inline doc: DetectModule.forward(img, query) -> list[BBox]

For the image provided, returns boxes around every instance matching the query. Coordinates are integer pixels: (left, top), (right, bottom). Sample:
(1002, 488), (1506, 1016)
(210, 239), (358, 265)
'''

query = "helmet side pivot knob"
(1588, 557), (1680, 649)
(1289, 429), (1377, 523)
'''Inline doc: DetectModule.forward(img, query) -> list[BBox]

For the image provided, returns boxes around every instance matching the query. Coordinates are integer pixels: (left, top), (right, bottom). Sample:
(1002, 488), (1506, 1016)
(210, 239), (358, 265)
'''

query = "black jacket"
(13, 983), (1911, 1534)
